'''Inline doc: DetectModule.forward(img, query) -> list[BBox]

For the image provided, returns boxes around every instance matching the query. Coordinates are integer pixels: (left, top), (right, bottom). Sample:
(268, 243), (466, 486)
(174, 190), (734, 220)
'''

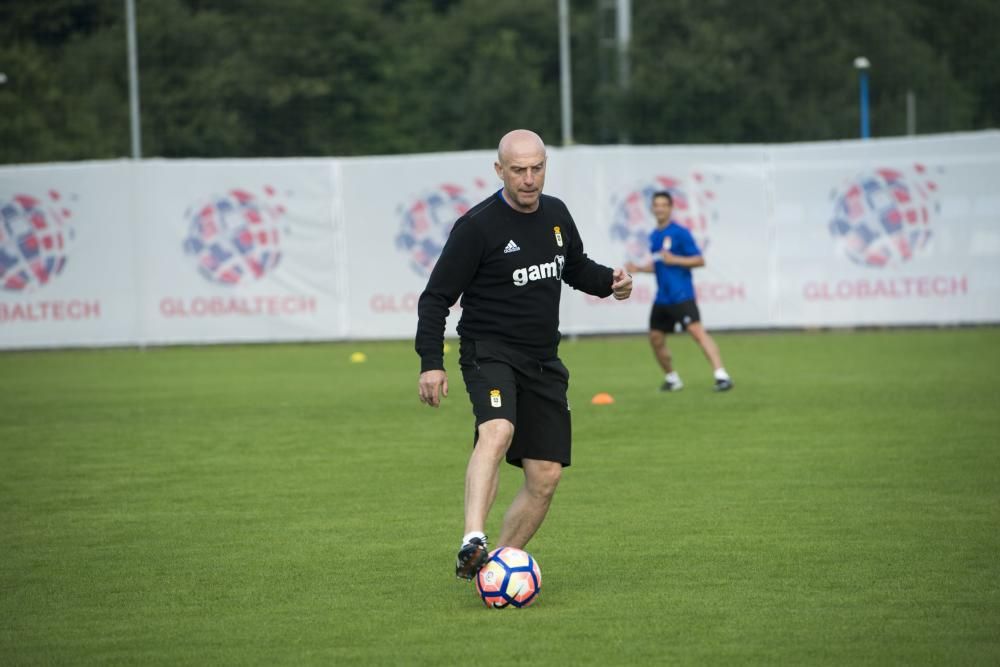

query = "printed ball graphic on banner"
(475, 547), (541, 609)
(610, 175), (715, 264)
(395, 181), (486, 277)
(0, 191), (74, 292)
(828, 165), (937, 268)
(183, 187), (286, 286)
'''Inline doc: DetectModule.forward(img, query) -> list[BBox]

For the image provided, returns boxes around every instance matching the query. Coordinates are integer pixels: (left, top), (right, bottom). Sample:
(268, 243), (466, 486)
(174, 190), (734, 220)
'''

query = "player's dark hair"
(652, 190), (673, 204)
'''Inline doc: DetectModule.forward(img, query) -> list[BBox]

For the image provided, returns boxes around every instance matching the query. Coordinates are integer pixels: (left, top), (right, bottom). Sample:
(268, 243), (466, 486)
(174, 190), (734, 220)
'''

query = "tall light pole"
(126, 0), (142, 158)
(558, 0), (573, 146)
(615, 0), (631, 143)
(906, 89), (916, 136)
(853, 56), (870, 140)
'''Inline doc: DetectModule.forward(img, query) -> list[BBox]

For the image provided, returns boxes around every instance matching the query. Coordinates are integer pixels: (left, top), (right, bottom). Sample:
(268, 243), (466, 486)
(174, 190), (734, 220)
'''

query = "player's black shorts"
(459, 338), (572, 468)
(649, 299), (701, 333)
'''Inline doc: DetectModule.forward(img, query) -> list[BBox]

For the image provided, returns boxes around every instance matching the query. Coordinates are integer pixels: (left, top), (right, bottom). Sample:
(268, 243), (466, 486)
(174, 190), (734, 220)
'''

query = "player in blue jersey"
(626, 191), (733, 392)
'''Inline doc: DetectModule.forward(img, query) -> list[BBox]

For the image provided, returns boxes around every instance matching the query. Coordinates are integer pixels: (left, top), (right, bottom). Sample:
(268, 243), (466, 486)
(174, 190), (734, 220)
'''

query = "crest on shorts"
(489, 389), (502, 408)
(553, 226), (563, 247)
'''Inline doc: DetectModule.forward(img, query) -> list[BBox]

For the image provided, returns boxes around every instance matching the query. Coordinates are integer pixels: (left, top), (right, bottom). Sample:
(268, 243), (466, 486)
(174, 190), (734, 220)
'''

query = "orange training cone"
(591, 392), (615, 405)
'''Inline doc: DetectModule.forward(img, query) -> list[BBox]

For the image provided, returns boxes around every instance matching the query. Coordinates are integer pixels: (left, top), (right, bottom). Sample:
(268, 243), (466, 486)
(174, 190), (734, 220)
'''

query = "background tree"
(0, 0), (996, 164)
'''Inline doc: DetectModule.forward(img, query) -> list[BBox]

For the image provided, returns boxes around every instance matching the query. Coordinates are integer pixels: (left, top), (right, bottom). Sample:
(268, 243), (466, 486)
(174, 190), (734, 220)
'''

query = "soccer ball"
(475, 547), (541, 609)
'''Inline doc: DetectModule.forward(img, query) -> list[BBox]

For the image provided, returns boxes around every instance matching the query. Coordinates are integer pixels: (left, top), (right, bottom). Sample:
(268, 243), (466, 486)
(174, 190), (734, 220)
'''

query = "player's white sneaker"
(660, 378), (684, 392)
(713, 378), (734, 392)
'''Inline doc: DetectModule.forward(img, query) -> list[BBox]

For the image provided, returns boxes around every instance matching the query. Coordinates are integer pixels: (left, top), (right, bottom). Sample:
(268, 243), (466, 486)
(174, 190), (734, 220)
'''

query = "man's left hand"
(611, 268), (633, 300)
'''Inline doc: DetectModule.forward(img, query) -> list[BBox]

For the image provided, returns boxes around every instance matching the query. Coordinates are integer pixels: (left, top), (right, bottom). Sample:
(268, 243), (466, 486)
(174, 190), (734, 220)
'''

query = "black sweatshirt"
(415, 191), (615, 372)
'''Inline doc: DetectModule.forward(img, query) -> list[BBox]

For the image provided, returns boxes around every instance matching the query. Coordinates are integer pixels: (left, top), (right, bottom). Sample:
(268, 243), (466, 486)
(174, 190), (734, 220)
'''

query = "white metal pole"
(906, 90), (916, 136)
(616, 0), (631, 143)
(126, 0), (142, 158)
(558, 0), (573, 146)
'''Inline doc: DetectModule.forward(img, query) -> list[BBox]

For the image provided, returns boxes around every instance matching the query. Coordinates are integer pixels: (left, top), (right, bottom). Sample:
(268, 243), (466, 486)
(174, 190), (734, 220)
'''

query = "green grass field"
(2, 328), (999, 665)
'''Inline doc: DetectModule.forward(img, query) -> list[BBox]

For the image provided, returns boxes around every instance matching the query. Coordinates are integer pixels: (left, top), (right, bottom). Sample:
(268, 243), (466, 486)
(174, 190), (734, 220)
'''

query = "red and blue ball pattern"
(395, 180), (487, 277)
(0, 191), (73, 292)
(182, 187), (286, 286)
(610, 174), (715, 264)
(828, 165), (937, 268)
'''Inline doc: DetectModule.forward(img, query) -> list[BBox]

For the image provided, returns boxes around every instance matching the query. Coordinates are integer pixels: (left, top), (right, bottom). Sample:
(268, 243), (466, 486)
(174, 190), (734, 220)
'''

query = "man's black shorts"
(459, 339), (572, 468)
(649, 299), (701, 333)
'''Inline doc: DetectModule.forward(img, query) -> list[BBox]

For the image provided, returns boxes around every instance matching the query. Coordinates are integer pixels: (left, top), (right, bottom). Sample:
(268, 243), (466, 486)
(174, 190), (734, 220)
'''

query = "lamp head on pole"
(853, 56), (871, 70)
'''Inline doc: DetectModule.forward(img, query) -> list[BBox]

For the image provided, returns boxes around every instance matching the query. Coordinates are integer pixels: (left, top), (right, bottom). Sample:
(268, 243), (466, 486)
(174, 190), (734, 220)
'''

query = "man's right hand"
(418, 370), (449, 407)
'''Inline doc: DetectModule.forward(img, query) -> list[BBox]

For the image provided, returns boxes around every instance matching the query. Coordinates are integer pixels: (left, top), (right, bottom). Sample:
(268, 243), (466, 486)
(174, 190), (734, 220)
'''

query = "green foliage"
(627, 0), (978, 143)
(911, 0), (1000, 130)
(0, 0), (997, 163)
(0, 0), (125, 162)
(1, 330), (999, 663)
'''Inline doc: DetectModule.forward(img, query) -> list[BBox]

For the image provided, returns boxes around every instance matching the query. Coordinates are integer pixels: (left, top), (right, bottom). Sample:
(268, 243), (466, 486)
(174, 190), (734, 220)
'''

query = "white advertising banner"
(769, 133), (1000, 326)
(136, 160), (342, 345)
(0, 131), (997, 350)
(0, 161), (139, 348)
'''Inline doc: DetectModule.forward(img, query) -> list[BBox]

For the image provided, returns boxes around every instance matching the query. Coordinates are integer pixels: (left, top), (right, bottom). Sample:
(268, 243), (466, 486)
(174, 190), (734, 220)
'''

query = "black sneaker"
(713, 378), (734, 392)
(660, 378), (684, 392)
(455, 537), (489, 580)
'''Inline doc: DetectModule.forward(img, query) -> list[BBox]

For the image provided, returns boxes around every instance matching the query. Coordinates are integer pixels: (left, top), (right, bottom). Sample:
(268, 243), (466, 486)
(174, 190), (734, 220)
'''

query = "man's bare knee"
(687, 322), (707, 340)
(648, 330), (665, 347)
(476, 419), (514, 456)
(524, 460), (562, 499)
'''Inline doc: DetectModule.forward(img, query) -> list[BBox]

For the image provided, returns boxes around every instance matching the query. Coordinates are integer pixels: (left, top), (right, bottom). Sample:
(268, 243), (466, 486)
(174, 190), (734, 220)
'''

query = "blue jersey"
(649, 222), (700, 305)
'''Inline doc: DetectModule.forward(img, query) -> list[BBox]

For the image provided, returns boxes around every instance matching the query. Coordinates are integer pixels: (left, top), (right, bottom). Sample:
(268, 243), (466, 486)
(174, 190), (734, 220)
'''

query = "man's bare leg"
(649, 329), (673, 373)
(687, 321), (732, 390)
(496, 458), (562, 550)
(686, 322), (723, 370)
(456, 418), (513, 578)
(650, 329), (683, 390)
(464, 419), (514, 535)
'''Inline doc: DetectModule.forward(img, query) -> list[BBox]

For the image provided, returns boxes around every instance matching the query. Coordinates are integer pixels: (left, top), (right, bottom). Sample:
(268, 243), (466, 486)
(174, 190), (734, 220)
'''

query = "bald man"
(415, 129), (633, 580)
